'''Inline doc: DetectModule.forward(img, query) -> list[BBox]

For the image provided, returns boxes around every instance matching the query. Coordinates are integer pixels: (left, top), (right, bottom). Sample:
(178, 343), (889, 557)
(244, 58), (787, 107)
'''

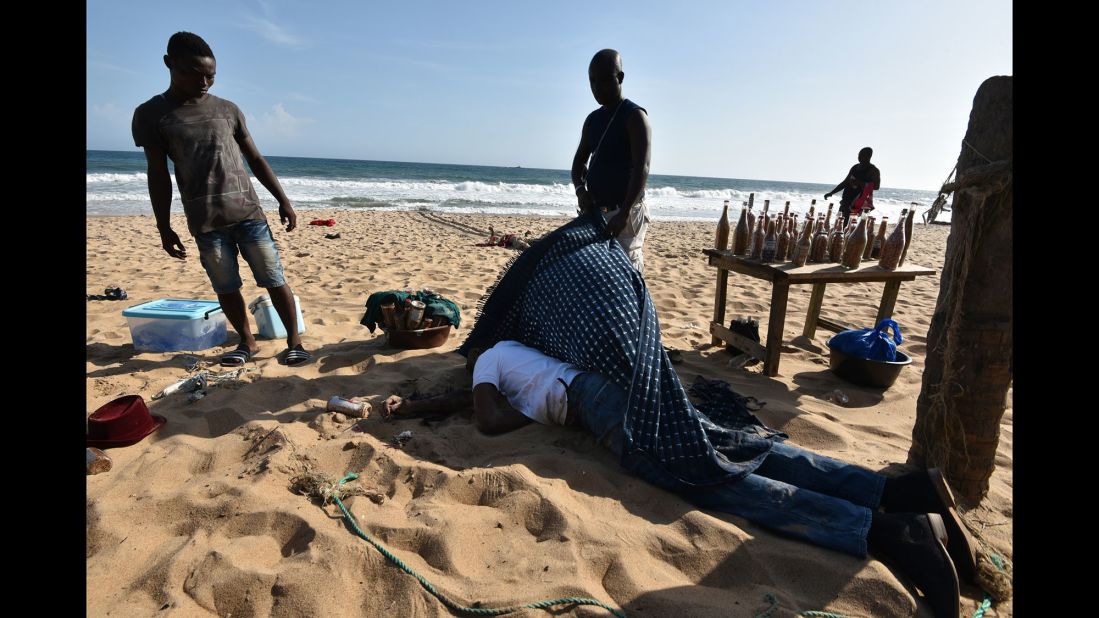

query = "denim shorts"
(194, 219), (286, 294)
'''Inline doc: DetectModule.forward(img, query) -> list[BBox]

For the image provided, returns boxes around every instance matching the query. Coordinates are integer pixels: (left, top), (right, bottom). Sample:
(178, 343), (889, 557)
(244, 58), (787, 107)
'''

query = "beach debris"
(324, 232), (341, 239)
(291, 465), (384, 505)
(327, 395), (370, 418)
(152, 373), (208, 400)
(87, 287), (128, 301)
(187, 390), (206, 403)
(86, 447), (113, 475)
(829, 389), (850, 405)
(391, 430), (414, 448)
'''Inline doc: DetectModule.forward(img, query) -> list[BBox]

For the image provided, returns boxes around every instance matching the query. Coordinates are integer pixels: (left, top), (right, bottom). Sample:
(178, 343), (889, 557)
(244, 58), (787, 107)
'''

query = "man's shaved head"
(588, 49), (625, 107)
(589, 49), (622, 73)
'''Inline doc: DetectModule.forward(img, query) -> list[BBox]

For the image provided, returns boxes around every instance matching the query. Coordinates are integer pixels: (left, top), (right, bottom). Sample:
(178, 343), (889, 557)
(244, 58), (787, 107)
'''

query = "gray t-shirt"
(132, 93), (266, 237)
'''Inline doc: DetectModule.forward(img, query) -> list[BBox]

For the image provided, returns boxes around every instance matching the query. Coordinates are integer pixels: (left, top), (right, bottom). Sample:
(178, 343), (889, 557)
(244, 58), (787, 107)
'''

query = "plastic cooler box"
(248, 294), (306, 339)
(122, 299), (227, 352)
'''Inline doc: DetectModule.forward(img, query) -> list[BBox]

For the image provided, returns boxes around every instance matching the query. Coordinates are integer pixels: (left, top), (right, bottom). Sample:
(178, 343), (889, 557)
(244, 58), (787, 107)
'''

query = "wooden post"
(763, 279), (790, 376)
(803, 283), (827, 338)
(711, 269), (729, 346)
(876, 280), (901, 325)
(909, 76), (1013, 505)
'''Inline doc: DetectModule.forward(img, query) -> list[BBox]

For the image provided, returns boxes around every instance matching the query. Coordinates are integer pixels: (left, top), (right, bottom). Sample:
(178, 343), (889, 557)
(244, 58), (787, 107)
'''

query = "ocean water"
(87, 150), (944, 224)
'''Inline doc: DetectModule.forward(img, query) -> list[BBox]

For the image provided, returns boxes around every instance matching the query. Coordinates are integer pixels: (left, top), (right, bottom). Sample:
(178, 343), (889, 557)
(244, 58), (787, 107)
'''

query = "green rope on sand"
(330, 473), (627, 618)
(756, 593), (780, 618)
(971, 553), (1007, 618)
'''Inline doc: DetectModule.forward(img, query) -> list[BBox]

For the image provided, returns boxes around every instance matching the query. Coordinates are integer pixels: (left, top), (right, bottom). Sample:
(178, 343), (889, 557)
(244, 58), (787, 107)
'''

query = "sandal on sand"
(220, 346), (255, 367)
(280, 345), (313, 367)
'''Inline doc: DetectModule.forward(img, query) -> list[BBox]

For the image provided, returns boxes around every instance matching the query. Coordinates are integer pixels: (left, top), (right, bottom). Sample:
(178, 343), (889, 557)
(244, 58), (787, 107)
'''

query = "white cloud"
(251, 103), (314, 138)
(243, 15), (305, 47)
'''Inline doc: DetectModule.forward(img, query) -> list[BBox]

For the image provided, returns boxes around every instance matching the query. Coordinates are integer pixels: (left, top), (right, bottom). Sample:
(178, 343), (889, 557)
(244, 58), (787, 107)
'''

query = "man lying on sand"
(387, 206), (974, 617)
(385, 339), (972, 618)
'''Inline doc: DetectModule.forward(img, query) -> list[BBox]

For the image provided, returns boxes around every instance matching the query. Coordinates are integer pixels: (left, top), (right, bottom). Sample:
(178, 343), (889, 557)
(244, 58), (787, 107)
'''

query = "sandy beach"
(86, 210), (1012, 617)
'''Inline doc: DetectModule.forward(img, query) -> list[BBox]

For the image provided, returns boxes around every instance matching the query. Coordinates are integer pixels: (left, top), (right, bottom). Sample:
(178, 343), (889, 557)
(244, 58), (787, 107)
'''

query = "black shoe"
(881, 468), (978, 584)
(868, 512), (960, 618)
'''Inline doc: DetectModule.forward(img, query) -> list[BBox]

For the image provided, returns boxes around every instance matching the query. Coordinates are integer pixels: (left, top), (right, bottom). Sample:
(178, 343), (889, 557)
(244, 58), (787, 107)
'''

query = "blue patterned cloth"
(459, 210), (780, 489)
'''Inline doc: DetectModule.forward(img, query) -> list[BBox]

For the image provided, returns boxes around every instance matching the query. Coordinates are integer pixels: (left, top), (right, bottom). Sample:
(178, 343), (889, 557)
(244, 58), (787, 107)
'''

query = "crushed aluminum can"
(392, 430), (413, 448)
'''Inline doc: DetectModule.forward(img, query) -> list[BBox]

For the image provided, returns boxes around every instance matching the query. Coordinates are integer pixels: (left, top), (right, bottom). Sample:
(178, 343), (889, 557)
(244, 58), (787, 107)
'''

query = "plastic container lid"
(122, 299), (224, 320)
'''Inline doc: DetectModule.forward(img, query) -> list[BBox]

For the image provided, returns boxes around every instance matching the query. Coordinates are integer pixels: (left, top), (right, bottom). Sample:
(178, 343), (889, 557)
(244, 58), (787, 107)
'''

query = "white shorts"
(603, 201), (651, 274)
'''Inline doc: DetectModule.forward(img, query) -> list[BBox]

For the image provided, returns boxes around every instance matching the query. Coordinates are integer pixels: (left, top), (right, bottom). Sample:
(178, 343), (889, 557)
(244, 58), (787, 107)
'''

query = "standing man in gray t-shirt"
(132, 31), (311, 367)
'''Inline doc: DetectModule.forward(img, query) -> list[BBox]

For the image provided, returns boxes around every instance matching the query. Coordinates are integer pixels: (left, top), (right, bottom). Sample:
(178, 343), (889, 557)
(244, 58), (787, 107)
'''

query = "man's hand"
(279, 201), (297, 232)
(824, 192), (833, 200)
(383, 395), (412, 418)
(607, 207), (630, 237)
(576, 187), (594, 214)
(159, 227), (187, 259)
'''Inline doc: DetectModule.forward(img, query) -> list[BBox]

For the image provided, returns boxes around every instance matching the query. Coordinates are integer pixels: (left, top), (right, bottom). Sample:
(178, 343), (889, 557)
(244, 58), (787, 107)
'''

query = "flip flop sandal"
(281, 346), (313, 367)
(220, 346), (255, 367)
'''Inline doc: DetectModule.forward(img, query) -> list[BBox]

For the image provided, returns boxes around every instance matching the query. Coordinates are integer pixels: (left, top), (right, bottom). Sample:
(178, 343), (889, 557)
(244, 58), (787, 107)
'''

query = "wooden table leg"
(711, 269), (730, 345)
(764, 281), (790, 376)
(876, 280), (901, 324)
(803, 283), (827, 338)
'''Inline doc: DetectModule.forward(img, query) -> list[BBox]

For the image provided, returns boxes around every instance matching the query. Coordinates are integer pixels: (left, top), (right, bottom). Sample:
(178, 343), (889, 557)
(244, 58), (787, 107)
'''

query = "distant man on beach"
(572, 49), (652, 273)
(824, 147), (881, 226)
(132, 31), (311, 367)
(384, 339), (972, 618)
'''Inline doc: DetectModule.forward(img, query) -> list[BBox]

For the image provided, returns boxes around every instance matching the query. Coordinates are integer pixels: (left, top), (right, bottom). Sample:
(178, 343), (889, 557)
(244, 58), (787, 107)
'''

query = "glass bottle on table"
(732, 202), (750, 255)
(862, 215), (877, 261)
(749, 216), (765, 260)
(716, 200), (731, 250)
(776, 217), (792, 262)
(761, 218), (778, 262)
(791, 218), (813, 266)
(828, 217), (846, 262)
(878, 215), (907, 270)
(870, 217), (888, 259)
(842, 216), (869, 268)
(899, 207), (916, 266)
(825, 202), (834, 229)
(811, 215), (829, 262)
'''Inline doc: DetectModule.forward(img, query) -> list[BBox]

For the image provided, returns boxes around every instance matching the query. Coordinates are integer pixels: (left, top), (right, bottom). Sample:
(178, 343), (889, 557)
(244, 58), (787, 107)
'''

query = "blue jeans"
(566, 371), (885, 557)
(194, 219), (287, 294)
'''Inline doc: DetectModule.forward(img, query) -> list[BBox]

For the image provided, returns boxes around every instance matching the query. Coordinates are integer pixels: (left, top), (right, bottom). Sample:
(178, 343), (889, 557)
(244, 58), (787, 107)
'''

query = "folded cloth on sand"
(458, 209), (783, 490)
(309, 219), (337, 227)
(360, 290), (462, 333)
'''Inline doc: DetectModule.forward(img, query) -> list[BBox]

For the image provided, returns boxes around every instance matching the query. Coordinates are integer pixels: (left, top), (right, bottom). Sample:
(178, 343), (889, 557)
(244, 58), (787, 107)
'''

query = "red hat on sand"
(86, 395), (167, 449)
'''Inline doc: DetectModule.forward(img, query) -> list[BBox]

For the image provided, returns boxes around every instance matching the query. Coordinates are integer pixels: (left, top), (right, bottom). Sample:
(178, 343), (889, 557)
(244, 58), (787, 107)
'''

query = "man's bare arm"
(472, 383), (531, 435)
(143, 145), (187, 259)
(237, 135), (297, 232)
(607, 109), (651, 236)
(571, 117), (595, 213)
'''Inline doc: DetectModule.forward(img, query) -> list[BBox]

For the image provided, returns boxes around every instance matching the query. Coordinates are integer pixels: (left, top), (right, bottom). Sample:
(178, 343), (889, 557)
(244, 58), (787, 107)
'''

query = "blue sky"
(88, 1), (1012, 191)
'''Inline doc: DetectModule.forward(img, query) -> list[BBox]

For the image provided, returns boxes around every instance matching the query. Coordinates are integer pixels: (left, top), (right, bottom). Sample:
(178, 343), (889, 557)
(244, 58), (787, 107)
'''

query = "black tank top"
(584, 98), (646, 209)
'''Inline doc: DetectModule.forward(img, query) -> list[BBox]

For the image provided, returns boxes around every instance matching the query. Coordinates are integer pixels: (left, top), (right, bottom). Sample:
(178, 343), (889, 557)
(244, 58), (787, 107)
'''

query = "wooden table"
(703, 249), (936, 376)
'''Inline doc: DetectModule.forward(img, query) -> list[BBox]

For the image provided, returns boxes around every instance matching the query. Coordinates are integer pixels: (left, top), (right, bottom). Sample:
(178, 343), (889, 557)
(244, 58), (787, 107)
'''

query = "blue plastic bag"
(830, 319), (903, 362)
